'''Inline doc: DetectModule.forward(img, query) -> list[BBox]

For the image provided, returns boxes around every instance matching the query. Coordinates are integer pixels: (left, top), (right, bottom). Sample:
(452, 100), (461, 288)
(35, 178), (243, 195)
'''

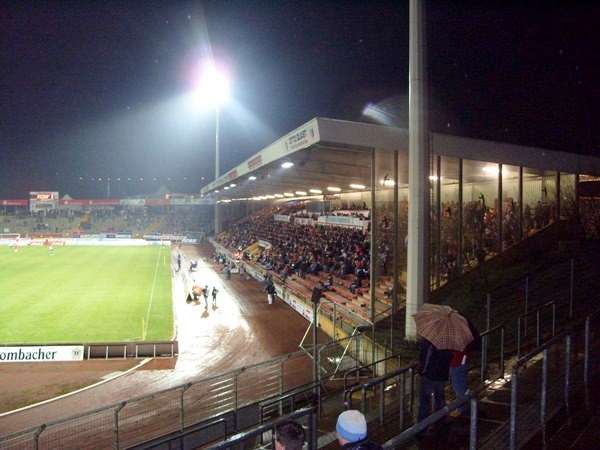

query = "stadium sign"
(29, 191), (59, 213)
(247, 154), (262, 170)
(284, 125), (318, 152)
(0, 345), (84, 363)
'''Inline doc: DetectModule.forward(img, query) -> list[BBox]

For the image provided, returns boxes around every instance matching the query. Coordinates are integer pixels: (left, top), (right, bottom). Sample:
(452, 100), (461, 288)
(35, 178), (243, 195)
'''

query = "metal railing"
(259, 382), (320, 425)
(0, 336), (359, 450)
(382, 393), (479, 450)
(510, 331), (570, 449)
(344, 305), (600, 450)
(204, 406), (318, 450)
(517, 301), (556, 358)
(483, 254), (600, 335)
(344, 362), (419, 429)
(584, 308), (600, 407)
(342, 353), (403, 392)
(479, 324), (505, 383)
(481, 306), (600, 449)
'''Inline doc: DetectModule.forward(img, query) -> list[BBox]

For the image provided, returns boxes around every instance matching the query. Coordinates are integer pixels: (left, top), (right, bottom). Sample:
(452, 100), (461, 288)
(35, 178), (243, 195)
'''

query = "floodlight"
(197, 63), (230, 108)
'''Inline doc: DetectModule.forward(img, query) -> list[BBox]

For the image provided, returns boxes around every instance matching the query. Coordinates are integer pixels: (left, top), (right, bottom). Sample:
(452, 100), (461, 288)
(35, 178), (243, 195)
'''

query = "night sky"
(1, 1), (598, 199)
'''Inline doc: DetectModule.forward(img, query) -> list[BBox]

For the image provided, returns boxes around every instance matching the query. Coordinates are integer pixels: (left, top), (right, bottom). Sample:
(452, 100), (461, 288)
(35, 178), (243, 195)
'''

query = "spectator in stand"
(417, 338), (453, 425)
(325, 275), (334, 288)
(449, 315), (480, 417)
(336, 410), (382, 449)
(273, 419), (305, 450)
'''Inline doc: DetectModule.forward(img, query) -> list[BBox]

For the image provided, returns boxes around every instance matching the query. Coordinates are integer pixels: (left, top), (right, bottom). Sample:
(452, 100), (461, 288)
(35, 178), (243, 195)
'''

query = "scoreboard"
(30, 191), (59, 213)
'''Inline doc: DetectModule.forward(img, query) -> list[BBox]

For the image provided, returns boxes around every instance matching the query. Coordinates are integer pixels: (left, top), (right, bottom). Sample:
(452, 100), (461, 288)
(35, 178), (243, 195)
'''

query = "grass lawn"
(0, 244), (173, 344)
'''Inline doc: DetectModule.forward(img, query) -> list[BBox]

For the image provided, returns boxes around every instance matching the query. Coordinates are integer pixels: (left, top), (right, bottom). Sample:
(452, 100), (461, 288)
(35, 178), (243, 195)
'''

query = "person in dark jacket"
(274, 419), (305, 450)
(450, 315), (481, 416)
(417, 338), (453, 423)
(336, 410), (382, 449)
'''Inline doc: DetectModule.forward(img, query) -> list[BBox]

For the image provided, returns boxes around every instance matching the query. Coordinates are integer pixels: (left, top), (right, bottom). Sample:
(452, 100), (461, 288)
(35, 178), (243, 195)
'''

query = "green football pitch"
(0, 245), (174, 344)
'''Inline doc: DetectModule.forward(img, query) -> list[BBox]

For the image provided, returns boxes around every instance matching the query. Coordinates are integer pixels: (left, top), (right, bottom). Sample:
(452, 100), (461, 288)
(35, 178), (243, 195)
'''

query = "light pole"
(198, 62), (230, 235)
(214, 105), (221, 234)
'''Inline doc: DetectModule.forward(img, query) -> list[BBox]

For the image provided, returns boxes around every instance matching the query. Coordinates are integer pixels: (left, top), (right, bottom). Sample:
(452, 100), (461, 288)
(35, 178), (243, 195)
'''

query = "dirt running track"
(0, 243), (316, 437)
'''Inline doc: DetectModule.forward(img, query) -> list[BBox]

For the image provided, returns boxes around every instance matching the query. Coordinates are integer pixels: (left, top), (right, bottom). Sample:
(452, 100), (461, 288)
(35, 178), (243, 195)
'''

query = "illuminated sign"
(36, 193), (55, 200)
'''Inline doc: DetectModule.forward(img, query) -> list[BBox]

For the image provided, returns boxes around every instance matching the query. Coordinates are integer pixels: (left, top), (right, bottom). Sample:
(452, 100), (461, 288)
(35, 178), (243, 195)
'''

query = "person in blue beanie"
(336, 410), (382, 449)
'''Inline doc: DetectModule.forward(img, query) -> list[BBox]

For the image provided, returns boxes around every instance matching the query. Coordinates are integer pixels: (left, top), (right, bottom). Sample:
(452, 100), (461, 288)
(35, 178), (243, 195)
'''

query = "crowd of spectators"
(1, 205), (210, 237)
(435, 198), (556, 282)
(218, 204), (372, 288)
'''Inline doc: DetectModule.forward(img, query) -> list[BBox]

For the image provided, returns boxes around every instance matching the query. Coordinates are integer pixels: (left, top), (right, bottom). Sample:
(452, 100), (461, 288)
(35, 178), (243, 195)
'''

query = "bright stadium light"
(197, 62), (230, 111)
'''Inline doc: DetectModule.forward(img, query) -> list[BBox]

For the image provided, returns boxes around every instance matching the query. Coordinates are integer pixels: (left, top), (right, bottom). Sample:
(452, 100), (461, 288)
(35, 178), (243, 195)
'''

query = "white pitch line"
(144, 246), (163, 337)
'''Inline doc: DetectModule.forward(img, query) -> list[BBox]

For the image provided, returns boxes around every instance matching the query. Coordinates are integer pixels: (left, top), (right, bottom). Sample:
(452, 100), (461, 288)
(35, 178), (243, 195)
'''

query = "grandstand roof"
(201, 117), (600, 201)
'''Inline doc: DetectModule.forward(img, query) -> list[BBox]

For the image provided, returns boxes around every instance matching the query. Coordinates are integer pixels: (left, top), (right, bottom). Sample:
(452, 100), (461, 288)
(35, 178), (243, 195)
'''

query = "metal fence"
(378, 306), (600, 449)
(0, 335), (365, 450)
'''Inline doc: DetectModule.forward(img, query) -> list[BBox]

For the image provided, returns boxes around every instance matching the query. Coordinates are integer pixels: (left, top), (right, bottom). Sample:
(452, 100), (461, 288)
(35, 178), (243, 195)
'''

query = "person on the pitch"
(203, 285), (209, 308)
(265, 282), (276, 304)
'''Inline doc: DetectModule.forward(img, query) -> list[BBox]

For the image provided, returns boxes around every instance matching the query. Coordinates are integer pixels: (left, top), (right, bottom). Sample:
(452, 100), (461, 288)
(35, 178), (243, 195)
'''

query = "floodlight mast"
(198, 62), (230, 234)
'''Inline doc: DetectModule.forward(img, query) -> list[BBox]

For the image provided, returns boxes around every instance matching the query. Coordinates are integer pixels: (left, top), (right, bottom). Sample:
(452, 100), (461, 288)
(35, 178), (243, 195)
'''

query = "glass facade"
(212, 146), (582, 299)
(437, 156), (460, 287)
(502, 164), (520, 249)
(425, 157), (578, 286)
(559, 173), (577, 220)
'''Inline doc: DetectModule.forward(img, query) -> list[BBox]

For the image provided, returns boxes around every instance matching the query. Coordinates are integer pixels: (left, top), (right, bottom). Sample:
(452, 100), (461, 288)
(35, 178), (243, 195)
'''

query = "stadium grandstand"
(3, 1), (600, 446)
(0, 189), (214, 244)
(2, 114), (600, 449)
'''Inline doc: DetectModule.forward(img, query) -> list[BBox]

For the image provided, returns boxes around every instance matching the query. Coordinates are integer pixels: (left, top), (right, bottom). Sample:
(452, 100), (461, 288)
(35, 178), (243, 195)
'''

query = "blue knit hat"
(336, 410), (367, 443)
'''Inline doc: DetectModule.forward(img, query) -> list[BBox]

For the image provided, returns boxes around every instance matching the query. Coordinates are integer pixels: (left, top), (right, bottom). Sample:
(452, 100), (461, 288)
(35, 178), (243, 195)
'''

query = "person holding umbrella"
(412, 304), (474, 424)
(416, 338), (453, 424)
(449, 314), (480, 417)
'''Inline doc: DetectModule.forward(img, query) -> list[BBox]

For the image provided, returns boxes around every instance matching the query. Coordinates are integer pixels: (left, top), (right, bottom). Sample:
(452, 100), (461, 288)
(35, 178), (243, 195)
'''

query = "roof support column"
(369, 148), (377, 324)
(458, 159), (464, 275)
(406, 0), (430, 340)
(390, 150), (399, 351)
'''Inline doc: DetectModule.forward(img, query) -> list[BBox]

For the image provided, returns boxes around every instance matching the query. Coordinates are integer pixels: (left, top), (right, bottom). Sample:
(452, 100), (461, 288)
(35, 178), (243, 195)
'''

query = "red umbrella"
(412, 304), (474, 351)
